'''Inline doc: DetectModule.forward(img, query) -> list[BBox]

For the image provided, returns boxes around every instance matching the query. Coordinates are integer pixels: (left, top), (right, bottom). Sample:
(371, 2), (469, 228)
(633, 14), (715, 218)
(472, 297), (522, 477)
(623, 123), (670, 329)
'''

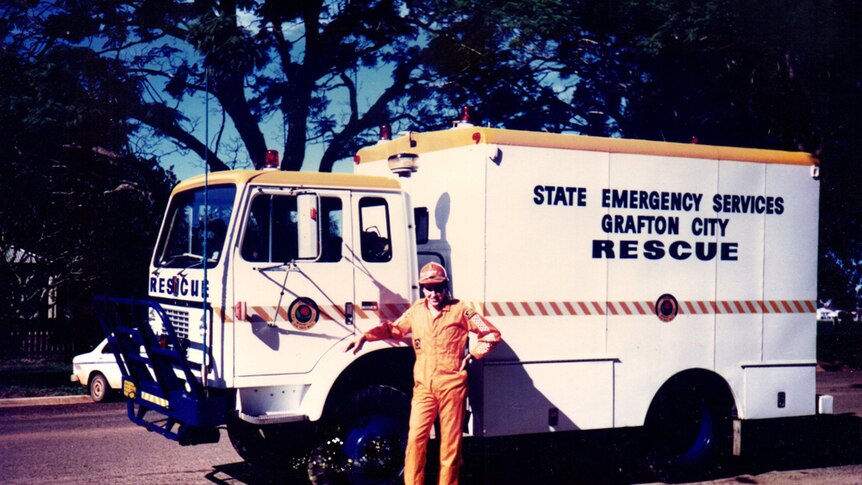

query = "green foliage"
(408, 0), (642, 135)
(0, 40), (175, 322)
(610, 0), (862, 304)
(0, 357), (86, 398)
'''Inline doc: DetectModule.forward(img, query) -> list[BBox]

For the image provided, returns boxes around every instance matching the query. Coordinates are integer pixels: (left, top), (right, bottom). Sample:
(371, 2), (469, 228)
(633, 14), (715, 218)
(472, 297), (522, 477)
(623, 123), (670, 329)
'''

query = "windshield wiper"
(160, 252), (204, 267)
(257, 260), (298, 272)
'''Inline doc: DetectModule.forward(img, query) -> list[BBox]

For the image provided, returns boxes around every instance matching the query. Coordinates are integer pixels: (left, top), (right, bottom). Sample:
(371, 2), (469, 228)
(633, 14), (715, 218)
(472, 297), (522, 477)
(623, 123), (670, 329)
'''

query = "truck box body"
(354, 126), (820, 435)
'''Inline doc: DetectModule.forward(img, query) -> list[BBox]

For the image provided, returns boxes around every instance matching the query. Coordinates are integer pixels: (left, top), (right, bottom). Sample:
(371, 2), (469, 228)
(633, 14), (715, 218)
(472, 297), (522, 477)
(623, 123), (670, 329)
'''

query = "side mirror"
(297, 193), (320, 260)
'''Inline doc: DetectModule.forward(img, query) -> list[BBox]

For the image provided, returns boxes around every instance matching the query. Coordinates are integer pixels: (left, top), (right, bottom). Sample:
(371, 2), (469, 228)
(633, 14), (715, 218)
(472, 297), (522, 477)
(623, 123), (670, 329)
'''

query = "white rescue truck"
(98, 119), (830, 483)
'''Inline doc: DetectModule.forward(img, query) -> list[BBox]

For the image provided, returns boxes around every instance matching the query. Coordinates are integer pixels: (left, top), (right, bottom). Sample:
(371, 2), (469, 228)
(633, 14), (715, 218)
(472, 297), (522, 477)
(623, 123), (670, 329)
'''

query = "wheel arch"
(86, 370), (105, 387)
(643, 368), (740, 480)
(646, 368), (738, 424)
(321, 347), (415, 420)
(87, 371), (111, 402)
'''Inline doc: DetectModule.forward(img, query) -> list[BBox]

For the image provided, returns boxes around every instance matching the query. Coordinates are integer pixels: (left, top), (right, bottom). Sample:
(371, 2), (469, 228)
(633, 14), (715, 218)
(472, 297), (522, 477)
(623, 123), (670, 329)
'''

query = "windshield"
(154, 185), (236, 268)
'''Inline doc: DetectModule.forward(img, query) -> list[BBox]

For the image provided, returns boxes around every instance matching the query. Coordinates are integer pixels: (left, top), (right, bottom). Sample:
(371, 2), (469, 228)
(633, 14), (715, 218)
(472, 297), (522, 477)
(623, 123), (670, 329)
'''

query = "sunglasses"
(422, 283), (447, 294)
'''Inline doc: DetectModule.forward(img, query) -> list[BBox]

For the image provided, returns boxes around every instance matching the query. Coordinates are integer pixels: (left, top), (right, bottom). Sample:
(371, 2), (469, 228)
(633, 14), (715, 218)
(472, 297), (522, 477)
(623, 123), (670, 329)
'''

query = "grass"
(0, 356), (86, 398)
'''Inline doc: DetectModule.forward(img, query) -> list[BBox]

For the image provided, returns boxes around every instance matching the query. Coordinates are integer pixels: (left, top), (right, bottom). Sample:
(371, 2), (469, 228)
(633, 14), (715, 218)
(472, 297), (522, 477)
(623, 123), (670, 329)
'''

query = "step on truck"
(97, 113), (831, 483)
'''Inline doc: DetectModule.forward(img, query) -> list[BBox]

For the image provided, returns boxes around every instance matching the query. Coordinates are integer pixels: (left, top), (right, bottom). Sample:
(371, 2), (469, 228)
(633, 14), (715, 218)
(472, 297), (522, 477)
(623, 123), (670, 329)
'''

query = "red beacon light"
(264, 149), (280, 169)
(356, 124), (393, 165)
(379, 124), (392, 141)
(453, 105), (474, 129)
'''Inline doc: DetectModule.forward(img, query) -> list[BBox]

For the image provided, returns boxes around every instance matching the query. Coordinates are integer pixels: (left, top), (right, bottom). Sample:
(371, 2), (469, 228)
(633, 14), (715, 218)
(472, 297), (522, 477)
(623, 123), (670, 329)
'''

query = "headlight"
(148, 307), (165, 334)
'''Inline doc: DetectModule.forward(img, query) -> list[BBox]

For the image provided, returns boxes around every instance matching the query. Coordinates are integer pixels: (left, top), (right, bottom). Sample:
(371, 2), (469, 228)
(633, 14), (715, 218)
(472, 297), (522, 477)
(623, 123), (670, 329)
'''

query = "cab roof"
(173, 169), (401, 194)
(354, 126), (819, 167)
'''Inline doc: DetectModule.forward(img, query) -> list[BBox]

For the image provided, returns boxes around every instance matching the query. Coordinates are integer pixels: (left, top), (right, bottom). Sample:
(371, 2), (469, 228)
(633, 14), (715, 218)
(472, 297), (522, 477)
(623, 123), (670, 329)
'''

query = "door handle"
(344, 302), (354, 326)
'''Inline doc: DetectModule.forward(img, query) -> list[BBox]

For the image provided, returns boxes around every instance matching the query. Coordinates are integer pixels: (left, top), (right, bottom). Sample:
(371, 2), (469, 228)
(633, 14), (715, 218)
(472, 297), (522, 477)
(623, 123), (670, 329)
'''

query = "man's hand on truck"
(345, 333), (368, 354)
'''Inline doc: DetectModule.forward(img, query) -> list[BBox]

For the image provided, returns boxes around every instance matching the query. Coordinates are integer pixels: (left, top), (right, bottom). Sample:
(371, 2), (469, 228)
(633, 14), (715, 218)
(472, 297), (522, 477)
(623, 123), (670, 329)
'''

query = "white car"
(70, 339), (123, 402)
(817, 307), (838, 321)
(817, 307), (855, 324)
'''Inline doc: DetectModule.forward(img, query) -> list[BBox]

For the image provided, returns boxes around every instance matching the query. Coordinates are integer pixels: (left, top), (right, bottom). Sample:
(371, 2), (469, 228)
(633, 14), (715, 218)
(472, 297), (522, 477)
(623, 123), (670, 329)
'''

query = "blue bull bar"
(95, 296), (226, 445)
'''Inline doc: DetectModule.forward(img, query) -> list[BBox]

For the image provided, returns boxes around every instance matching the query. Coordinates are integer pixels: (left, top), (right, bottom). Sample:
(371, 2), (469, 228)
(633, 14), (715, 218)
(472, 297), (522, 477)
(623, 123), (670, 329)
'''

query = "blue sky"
(147, 92), (355, 182)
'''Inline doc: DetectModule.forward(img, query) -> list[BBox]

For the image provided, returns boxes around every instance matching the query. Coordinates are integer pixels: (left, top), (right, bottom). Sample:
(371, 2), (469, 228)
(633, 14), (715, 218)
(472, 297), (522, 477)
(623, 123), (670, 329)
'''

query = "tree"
(0, 36), (174, 322)
(17, 1), (646, 173)
(607, 0), (862, 305)
(409, 0), (641, 136)
(5, 0), (859, 306)
(14, 0), (426, 172)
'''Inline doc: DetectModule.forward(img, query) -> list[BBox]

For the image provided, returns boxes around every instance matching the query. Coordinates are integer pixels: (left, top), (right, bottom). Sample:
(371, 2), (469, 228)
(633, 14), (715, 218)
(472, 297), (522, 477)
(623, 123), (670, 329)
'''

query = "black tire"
(227, 415), (315, 475)
(88, 372), (110, 403)
(227, 416), (270, 464)
(309, 385), (410, 485)
(645, 381), (735, 482)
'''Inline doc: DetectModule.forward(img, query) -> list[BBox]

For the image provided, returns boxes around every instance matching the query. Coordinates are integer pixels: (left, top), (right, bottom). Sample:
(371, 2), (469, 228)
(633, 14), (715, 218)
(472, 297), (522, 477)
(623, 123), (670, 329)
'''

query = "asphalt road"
(1, 368), (861, 484)
(0, 402), (246, 484)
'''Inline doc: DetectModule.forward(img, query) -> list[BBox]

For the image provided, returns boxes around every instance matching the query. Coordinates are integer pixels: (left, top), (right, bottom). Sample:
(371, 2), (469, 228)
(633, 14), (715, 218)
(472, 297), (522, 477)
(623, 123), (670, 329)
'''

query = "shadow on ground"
(204, 413), (862, 484)
(735, 414), (862, 479)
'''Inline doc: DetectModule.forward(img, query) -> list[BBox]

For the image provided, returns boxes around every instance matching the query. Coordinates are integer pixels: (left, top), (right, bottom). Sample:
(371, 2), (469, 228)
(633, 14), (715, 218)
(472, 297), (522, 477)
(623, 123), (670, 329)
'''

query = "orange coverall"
(363, 298), (501, 485)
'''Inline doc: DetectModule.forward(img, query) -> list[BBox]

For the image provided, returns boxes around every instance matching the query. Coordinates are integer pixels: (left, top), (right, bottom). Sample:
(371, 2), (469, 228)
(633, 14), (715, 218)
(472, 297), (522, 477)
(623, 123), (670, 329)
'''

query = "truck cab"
(99, 170), (421, 478)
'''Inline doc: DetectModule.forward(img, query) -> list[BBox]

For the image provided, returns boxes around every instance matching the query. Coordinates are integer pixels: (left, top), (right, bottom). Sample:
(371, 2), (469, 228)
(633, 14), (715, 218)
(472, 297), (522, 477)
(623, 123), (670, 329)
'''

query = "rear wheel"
(88, 372), (110, 403)
(645, 380), (735, 481)
(309, 385), (410, 485)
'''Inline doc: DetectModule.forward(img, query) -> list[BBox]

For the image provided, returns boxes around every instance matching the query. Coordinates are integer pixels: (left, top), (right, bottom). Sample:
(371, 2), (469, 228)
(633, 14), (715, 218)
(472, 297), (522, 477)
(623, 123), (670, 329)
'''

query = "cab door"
(232, 187), (354, 377)
(352, 193), (416, 331)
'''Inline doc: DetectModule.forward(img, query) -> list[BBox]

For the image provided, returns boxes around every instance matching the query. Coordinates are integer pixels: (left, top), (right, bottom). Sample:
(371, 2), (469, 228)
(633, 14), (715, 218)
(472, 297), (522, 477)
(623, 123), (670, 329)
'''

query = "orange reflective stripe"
(477, 300), (816, 317)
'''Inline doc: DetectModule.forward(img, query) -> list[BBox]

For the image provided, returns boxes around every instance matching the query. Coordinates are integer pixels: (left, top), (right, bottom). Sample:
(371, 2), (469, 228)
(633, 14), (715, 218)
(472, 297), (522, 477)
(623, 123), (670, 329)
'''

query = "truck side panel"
(483, 146), (610, 363)
(605, 152), (720, 428)
(715, 158), (766, 408)
(482, 360), (615, 435)
(355, 130), (819, 437)
(385, 145), (489, 303)
(763, 162), (818, 365)
(743, 161), (819, 418)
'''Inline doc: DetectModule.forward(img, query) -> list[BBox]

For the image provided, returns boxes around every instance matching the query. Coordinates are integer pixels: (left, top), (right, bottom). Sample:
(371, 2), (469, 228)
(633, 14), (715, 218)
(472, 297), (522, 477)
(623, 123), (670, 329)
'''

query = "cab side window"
(242, 194), (343, 263)
(359, 197), (392, 262)
(242, 194), (298, 262)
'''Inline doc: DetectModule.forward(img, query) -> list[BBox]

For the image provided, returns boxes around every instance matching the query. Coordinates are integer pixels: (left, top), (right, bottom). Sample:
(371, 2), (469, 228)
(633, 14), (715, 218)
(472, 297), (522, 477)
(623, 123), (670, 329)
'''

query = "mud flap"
(733, 419), (742, 456)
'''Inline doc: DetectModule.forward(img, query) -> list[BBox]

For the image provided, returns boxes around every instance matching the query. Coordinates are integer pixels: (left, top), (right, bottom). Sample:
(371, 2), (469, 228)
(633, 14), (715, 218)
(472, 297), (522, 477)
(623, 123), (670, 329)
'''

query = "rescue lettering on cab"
(150, 276), (209, 298)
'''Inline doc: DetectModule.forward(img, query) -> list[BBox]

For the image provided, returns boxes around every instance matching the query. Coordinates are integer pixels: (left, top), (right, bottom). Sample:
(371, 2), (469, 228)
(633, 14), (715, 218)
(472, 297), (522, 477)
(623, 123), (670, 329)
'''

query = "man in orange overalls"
(347, 262), (501, 485)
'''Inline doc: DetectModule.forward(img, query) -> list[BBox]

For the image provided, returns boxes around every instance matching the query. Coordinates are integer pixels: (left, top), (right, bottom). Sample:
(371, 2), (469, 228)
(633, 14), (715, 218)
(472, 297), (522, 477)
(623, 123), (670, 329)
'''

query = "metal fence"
(0, 319), (101, 359)
(7, 329), (76, 355)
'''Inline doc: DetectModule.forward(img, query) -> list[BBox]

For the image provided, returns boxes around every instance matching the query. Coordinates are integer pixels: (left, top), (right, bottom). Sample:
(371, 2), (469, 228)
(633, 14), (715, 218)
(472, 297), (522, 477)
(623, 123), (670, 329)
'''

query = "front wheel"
(309, 385), (410, 485)
(227, 416), (313, 475)
(227, 416), (269, 464)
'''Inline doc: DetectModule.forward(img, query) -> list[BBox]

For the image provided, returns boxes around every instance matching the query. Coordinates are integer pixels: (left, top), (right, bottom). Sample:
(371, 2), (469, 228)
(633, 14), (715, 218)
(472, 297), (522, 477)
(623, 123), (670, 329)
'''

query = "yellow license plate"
(123, 379), (137, 399)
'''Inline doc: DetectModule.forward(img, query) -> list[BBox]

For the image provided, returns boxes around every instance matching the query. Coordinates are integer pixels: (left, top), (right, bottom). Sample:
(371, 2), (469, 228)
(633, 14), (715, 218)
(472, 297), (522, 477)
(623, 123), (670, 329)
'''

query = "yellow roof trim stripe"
(174, 169), (401, 193)
(355, 127), (818, 167)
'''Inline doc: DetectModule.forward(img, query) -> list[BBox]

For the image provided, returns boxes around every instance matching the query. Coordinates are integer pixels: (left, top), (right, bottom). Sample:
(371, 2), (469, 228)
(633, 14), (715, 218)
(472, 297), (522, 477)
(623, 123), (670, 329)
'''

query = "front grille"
(164, 308), (190, 340)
